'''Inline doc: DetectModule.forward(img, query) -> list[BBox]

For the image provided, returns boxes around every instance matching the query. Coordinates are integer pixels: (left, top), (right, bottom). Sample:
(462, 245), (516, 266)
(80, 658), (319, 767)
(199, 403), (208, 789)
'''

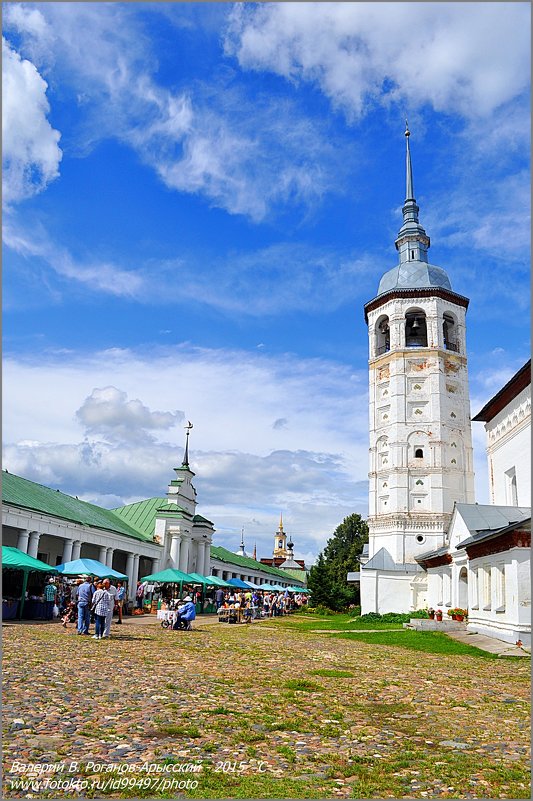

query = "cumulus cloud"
(225, 3), (530, 120)
(2, 36), (62, 204)
(75, 387), (184, 442)
(2, 344), (370, 557)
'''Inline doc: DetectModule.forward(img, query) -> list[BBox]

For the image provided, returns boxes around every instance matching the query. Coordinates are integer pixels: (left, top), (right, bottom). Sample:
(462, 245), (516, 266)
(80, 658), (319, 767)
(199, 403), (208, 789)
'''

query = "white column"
(62, 539), (73, 564)
(17, 530), (30, 553)
(27, 531), (41, 559)
(71, 541), (82, 561)
(106, 547), (114, 568)
(179, 536), (191, 573)
(196, 541), (205, 576)
(132, 554), (140, 588)
(151, 557), (160, 575)
(170, 534), (182, 568)
(204, 541), (211, 576)
(99, 545), (108, 564)
(126, 552), (135, 600)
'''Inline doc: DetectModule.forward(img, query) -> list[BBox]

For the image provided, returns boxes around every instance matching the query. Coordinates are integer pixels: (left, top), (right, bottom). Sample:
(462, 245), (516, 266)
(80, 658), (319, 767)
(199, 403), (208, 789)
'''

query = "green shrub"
(356, 610), (429, 624)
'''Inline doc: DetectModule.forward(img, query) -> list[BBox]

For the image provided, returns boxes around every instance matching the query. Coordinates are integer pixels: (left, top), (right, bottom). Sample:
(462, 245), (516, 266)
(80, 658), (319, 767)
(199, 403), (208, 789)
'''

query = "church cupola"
(394, 122), (431, 266)
(236, 527), (248, 558)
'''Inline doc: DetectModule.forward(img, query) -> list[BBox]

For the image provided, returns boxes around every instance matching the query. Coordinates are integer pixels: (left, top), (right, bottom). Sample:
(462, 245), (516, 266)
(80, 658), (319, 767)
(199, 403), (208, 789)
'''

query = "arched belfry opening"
(376, 315), (390, 355)
(443, 313), (459, 352)
(405, 309), (428, 347)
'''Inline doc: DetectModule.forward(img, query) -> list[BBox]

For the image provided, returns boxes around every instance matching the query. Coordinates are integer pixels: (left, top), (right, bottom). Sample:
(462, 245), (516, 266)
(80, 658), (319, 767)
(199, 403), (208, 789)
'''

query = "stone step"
(403, 619), (467, 631)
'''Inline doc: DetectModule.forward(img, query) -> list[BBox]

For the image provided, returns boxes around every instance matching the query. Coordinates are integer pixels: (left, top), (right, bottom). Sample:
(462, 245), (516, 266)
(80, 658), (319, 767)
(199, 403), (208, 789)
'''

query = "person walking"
(135, 581), (144, 611)
(103, 579), (117, 638)
(77, 576), (93, 635)
(44, 578), (57, 620)
(215, 587), (225, 609)
(115, 581), (125, 624)
(91, 581), (112, 640)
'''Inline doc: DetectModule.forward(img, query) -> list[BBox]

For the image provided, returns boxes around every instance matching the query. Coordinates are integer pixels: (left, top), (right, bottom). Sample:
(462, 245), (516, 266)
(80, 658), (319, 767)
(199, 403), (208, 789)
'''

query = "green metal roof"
(209, 545), (304, 583)
(2, 472), (154, 543)
(111, 497), (213, 538)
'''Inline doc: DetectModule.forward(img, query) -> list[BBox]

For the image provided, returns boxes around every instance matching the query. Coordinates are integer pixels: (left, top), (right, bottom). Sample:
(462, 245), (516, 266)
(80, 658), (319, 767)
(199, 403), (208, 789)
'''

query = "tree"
(308, 513), (368, 611)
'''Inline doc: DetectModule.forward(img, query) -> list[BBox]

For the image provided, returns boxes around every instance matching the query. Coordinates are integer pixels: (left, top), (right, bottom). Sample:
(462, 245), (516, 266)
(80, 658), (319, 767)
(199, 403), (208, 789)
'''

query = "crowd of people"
(215, 587), (308, 620)
(44, 575), (127, 638)
(40, 576), (308, 632)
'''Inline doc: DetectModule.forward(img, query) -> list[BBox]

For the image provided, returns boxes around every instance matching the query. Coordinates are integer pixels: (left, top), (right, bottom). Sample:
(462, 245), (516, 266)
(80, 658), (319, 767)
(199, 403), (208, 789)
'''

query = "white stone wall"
(367, 294), (475, 570)
(466, 548), (531, 646)
(484, 385), (531, 506)
(360, 568), (416, 614)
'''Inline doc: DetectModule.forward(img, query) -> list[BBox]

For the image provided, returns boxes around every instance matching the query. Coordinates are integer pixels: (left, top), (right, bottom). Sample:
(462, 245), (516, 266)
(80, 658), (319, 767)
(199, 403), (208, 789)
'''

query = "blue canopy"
(227, 577), (252, 589)
(55, 558), (127, 580)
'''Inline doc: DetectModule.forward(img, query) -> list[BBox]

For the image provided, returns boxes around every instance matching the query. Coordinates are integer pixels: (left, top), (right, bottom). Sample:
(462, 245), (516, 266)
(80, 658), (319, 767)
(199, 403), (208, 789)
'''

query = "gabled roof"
(455, 503), (531, 536)
(2, 471), (154, 543)
(472, 360), (531, 422)
(456, 516), (531, 550)
(362, 546), (423, 573)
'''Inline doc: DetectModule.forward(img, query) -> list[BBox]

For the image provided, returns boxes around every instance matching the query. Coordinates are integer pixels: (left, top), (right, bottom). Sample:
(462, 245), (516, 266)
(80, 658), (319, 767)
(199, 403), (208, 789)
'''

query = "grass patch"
(310, 668), (355, 678)
(335, 629), (499, 657)
(155, 723), (201, 737)
(285, 678), (325, 691)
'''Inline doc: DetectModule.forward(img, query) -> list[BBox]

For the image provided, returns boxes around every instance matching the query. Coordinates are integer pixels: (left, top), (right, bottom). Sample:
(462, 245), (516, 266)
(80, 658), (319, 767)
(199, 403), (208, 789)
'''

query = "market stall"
(2, 546), (58, 620)
(54, 557), (128, 580)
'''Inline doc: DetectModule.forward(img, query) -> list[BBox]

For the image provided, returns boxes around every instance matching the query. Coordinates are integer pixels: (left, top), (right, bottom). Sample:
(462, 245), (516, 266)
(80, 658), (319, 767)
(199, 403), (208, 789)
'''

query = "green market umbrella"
(2, 546), (58, 619)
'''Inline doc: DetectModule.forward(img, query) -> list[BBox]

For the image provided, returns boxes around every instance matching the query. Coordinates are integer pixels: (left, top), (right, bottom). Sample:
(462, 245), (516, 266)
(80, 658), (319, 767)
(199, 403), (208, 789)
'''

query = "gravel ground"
(2, 617), (530, 799)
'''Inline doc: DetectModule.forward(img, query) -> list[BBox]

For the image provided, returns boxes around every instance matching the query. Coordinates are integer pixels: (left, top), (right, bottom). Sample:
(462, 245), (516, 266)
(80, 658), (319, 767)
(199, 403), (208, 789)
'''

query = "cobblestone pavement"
(2, 618), (530, 799)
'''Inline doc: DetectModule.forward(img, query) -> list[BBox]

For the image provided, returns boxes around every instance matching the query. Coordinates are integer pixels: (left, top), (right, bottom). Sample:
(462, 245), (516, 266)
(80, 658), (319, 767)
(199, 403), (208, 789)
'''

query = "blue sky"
(2, 2), (530, 565)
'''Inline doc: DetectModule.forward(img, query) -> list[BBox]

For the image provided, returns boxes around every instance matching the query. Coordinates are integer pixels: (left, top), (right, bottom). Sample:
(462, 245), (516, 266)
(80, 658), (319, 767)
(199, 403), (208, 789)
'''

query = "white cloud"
(2, 215), (145, 299)
(2, 36), (62, 204)
(225, 3), (530, 119)
(3, 3), (347, 222)
(76, 387), (184, 442)
(3, 214), (375, 311)
(2, 344), (369, 559)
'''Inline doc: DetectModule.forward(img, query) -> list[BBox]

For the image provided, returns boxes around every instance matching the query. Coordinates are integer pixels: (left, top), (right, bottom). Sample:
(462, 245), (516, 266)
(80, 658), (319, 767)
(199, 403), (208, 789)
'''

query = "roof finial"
(182, 421), (193, 467)
(405, 119), (414, 201)
(279, 512), (284, 532)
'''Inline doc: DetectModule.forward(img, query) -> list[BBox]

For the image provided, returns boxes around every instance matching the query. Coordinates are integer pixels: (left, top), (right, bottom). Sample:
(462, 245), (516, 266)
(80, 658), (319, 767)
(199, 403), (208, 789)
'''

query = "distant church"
(259, 515), (308, 583)
(357, 125), (530, 647)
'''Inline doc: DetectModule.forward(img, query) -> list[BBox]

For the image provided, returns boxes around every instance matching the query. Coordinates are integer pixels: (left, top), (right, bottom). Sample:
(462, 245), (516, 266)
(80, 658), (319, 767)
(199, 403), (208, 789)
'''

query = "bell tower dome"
(361, 124), (475, 614)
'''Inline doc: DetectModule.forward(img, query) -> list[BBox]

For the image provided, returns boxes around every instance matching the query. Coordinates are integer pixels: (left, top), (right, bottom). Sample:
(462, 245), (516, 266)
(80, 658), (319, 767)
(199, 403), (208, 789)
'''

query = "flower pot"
(435, 613), (443, 622)
(428, 611), (435, 619)
(455, 615), (464, 622)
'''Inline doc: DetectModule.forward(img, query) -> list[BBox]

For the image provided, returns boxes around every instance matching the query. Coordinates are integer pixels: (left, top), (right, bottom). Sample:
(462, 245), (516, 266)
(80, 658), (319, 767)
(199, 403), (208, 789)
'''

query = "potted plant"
(447, 607), (468, 621)
(435, 609), (443, 621)
(427, 607), (435, 619)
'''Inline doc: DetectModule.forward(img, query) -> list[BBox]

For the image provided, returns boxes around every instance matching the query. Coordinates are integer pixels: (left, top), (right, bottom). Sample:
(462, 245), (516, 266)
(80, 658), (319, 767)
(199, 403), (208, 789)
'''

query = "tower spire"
(395, 122), (430, 265)
(279, 513), (284, 532)
(182, 421), (193, 467)
(405, 120), (415, 202)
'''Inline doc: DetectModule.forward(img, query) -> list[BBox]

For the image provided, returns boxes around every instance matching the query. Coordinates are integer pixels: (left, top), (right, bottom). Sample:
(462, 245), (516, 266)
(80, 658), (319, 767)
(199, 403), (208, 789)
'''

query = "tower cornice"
(364, 286), (469, 322)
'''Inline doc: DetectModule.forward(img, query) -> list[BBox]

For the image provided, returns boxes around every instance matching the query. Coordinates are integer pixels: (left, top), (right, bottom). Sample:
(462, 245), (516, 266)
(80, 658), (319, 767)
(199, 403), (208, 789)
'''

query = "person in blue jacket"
(173, 595), (196, 630)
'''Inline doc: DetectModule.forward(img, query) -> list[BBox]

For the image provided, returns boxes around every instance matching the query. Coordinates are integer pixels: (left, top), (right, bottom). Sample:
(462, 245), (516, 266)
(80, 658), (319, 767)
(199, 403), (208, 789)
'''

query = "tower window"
(376, 316), (390, 356)
(405, 311), (428, 347)
(410, 250), (415, 260)
(414, 448), (424, 458)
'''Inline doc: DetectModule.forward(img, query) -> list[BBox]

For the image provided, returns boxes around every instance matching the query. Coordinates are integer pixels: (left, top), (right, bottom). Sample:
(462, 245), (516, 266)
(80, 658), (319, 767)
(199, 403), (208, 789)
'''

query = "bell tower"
(273, 514), (288, 558)
(361, 124), (475, 613)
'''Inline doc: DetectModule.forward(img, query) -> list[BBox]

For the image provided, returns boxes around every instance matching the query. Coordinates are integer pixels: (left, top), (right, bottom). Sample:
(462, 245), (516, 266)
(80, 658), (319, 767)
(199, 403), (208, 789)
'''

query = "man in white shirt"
(103, 580), (117, 638)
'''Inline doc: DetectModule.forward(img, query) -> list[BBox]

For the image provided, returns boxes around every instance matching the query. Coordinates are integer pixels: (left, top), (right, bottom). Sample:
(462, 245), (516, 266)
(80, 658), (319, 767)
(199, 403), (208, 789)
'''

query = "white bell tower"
(361, 124), (475, 613)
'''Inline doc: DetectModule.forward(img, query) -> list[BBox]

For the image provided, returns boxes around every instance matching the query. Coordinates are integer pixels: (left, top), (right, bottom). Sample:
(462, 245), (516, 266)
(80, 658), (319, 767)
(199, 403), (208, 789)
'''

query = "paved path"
(445, 629), (530, 657)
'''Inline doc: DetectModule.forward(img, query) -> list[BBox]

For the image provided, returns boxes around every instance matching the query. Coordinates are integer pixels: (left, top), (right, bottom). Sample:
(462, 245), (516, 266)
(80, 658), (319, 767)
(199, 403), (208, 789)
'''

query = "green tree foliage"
(307, 513), (368, 611)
